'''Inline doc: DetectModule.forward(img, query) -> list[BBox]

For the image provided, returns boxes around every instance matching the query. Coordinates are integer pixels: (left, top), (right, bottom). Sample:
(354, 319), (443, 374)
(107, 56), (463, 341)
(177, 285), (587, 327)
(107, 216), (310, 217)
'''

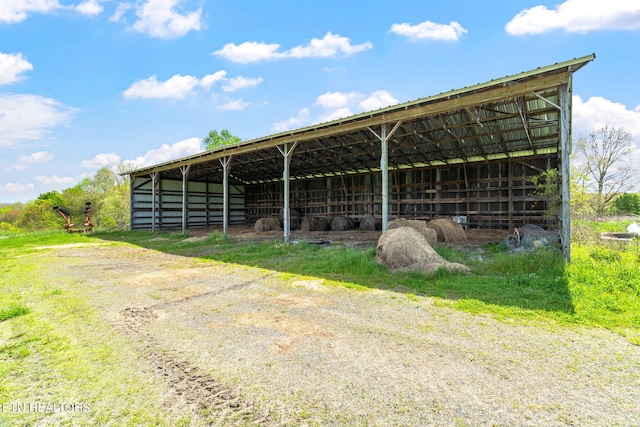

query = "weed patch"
(0, 304), (30, 322)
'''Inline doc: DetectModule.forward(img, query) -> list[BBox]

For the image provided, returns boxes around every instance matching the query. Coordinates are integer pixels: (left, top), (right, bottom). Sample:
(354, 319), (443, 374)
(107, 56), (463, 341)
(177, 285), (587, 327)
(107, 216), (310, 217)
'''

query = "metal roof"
(127, 54), (595, 184)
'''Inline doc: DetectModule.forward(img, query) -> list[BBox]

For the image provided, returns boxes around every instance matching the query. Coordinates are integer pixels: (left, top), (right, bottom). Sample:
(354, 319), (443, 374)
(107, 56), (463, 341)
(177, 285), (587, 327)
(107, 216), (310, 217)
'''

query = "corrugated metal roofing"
(126, 54), (595, 184)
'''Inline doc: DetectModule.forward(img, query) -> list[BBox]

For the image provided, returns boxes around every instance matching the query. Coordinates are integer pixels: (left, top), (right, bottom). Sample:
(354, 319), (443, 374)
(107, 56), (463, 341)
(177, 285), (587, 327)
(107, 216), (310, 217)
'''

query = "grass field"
(1, 220), (638, 425)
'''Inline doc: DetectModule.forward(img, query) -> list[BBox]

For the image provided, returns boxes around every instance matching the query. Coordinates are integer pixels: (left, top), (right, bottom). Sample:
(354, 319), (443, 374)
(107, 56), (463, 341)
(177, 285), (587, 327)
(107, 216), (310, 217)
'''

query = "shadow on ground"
(96, 226), (575, 317)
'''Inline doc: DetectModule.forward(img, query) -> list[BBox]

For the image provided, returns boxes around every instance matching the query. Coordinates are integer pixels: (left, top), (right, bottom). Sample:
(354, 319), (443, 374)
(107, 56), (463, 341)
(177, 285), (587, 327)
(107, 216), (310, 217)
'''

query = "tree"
(203, 129), (241, 150)
(529, 168), (561, 226)
(574, 126), (638, 216)
(611, 193), (640, 215)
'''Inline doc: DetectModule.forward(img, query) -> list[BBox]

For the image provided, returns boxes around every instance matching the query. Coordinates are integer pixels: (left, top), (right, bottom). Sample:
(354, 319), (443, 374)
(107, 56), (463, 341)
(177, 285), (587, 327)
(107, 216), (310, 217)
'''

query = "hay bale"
(300, 216), (331, 231)
(388, 218), (437, 247)
(278, 216), (301, 230)
(254, 217), (281, 232)
(280, 208), (301, 218)
(331, 216), (355, 231)
(290, 216), (301, 230)
(359, 215), (382, 231)
(376, 227), (470, 275)
(426, 218), (467, 243)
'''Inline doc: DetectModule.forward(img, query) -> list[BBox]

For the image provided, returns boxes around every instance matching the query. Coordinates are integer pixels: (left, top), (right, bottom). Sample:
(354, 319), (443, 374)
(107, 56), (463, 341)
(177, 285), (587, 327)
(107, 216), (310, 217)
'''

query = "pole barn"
(126, 54), (595, 261)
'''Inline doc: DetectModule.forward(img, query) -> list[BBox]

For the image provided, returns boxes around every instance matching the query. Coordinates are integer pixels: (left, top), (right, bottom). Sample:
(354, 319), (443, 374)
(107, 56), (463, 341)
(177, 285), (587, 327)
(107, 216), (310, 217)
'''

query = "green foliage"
(610, 193), (640, 215)
(7, 166), (131, 232)
(0, 231), (192, 426)
(528, 168), (561, 226)
(203, 129), (241, 150)
(569, 243), (640, 341)
(98, 227), (640, 343)
(0, 304), (30, 322)
(18, 199), (61, 231)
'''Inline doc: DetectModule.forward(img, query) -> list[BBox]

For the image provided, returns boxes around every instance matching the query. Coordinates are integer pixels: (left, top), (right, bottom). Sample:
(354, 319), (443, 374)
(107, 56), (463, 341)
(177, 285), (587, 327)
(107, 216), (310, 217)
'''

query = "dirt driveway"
(41, 241), (640, 426)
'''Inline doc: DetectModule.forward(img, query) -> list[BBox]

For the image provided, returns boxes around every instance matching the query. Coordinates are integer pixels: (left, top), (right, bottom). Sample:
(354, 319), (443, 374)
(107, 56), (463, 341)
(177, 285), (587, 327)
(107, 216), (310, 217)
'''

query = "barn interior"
(126, 54), (595, 259)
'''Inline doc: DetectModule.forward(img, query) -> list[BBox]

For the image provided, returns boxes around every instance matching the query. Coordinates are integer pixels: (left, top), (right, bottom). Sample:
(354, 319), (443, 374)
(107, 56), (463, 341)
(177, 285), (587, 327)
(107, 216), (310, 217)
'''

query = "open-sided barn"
(125, 54), (595, 260)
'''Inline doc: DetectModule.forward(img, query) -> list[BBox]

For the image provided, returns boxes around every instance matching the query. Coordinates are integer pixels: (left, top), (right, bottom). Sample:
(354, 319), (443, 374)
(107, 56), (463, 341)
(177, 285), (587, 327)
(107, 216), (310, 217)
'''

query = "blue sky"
(1, 0), (640, 203)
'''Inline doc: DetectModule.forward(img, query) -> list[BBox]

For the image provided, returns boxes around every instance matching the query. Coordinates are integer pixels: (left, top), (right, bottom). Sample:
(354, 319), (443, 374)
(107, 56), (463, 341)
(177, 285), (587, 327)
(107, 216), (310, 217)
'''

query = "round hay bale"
(280, 208), (301, 218)
(290, 216), (301, 230)
(376, 227), (470, 275)
(359, 215), (382, 231)
(426, 218), (467, 243)
(278, 216), (301, 230)
(254, 217), (281, 232)
(388, 218), (437, 248)
(300, 216), (331, 231)
(331, 216), (355, 231)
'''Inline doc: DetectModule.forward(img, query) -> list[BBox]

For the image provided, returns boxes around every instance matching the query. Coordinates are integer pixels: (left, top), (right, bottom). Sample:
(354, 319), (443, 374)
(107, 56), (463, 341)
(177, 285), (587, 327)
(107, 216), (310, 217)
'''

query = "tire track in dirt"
(148, 274), (275, 311)
(119, 277), (276, 426)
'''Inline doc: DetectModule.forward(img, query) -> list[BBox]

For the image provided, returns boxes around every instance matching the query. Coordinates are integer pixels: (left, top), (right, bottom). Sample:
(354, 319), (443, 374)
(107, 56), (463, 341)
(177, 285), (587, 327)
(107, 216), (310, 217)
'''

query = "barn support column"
(278, 142), (299, 243)
(369, 121), (402, 232)
(150, 172), (158, 232)
(559, 82), (572, 262)
(180, 165), (191, 234)
(219, 156), (233, 239)
(532, 85), (572, 261)
(129, 174), (134, 231)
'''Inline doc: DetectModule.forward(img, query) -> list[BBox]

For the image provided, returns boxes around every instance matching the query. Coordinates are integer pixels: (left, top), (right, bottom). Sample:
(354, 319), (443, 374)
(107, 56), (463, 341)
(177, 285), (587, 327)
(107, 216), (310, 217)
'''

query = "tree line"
(1, 165), (131, 233)
(1, 126), (638, 233)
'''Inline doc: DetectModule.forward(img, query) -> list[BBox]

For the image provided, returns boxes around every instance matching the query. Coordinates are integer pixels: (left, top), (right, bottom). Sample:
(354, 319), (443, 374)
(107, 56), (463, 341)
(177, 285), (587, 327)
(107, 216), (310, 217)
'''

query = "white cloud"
(34, 174), (77, 186)
(126, 137), (202, 167)
(316, 90), (399, 112)
(131, 0), (203, 39)
(317, 107), (353, 123)
(359, 90), (399, 111)
(6, 151), (55, 171)
(109, 2), (131, 22)
(0, 94), (75, 147)
(213, 32), (372, 64)
(573, 95), (640, 139)
(271, 108), (311, 133)
(1, 182), (34, 196)
(286, 32), (373, 58)
(213, 42), (281, 64)
(200, 71), (227, 90)
(125, 71), (262, 99)
(315, 91), (357, 109)
(572, 95), (640, 191)
(0, 0), (62, 24)
(222, 76), (264, 92)
(123, 74), (199, 99)
(389, 20), (468, 41)
(217, 99), (250, 111)
(75, 0), (103, 16)
(0, 52), (34, 85)
(79, 152), (122, 169)
(506, 0), (640, 35)
(272, 90), (399, 132)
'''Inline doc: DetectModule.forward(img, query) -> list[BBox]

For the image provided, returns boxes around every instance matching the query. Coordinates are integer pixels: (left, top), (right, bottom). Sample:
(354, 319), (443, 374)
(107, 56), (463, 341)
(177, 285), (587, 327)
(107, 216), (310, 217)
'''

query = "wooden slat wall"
(245, 154), (557, 229)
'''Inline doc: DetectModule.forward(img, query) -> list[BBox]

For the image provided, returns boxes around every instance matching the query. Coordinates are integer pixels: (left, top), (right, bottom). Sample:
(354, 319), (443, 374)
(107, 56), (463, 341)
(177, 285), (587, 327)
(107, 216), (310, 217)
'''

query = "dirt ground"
(36, 230), (640, 426)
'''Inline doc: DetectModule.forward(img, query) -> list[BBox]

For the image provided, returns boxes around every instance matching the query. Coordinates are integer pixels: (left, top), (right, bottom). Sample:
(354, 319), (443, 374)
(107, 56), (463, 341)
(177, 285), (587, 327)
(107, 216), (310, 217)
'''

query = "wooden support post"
(219, 156), (232, 239)
(278, 142), (298, 243)
(559, 82), (571, 262)
(150, 172), (158, 232)
(180, 165), (191, 234)
(369, 121), (402, 232)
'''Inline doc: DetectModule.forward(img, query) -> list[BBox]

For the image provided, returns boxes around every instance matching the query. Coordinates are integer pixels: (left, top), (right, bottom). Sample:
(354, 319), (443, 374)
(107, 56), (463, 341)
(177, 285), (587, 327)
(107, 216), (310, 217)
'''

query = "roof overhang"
(126, 54), (595, 184)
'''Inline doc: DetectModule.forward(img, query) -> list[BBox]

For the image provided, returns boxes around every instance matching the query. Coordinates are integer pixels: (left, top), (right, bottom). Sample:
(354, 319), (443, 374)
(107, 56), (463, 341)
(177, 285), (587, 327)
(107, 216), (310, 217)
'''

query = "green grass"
(96, 226), (639, 343)
(0, 304), (31, 322)
(1, 222), (638, 423)
(0, 231), (194, 426)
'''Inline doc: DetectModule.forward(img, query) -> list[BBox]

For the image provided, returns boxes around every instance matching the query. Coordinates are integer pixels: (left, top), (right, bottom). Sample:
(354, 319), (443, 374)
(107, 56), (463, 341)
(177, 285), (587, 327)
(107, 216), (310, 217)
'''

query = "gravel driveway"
(41, 242), (640, 426)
